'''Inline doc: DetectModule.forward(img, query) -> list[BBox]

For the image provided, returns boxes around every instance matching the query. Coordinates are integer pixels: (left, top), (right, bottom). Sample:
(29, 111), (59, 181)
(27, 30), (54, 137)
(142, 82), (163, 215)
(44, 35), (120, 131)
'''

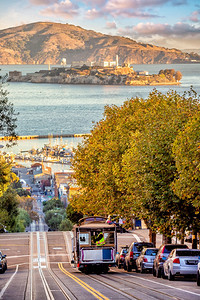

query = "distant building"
(61, 58), (67, 66)
(136, 71), (149, 76)
(9, 71), (22, 78)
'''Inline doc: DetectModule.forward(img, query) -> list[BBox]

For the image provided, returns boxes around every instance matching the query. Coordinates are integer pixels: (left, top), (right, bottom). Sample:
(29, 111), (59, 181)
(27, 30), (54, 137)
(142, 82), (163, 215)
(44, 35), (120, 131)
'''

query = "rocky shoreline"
(8, 66), (181, 86)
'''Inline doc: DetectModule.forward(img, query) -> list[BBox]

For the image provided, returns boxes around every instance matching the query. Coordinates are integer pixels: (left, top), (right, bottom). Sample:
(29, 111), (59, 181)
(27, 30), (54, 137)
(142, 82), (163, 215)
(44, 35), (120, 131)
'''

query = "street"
(0, 228), (200, 300)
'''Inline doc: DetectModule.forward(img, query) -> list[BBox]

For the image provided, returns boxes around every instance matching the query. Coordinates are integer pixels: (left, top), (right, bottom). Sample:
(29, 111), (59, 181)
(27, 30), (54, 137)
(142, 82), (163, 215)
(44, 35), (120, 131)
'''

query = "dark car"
(115, 246), (129, 268)
(0, 251), (7, 273)
(153, 244), (189, 278)
(124, 242), (154, 272)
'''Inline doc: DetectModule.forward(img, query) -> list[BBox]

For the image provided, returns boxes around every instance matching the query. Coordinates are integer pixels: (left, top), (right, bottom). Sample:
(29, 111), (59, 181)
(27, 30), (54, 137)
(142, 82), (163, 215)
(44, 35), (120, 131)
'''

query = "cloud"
(117, 22), (200, 49)
(105, 21), (117, 29)
(86, 8), (104, 19)
(119, 22), (200, 38)
(189, 10), (200, 22)
(30, 0), (56, 5)
(40, 0), (79, 18)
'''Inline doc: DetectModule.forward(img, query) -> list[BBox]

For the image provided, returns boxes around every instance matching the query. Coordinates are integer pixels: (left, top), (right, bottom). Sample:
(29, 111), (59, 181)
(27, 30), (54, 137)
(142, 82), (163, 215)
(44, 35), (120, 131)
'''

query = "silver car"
(136, 247), (158, 273)
(163, 248), (200, 280)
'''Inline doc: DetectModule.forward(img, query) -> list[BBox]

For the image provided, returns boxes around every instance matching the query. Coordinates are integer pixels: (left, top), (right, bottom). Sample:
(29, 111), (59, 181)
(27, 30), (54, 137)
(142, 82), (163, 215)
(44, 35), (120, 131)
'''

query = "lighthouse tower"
(116, 55), (119, 67)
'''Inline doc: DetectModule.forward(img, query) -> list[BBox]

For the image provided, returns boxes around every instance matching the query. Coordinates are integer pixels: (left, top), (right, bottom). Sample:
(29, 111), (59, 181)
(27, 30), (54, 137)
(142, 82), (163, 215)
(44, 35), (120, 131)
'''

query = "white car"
(163, 248), (200, 281)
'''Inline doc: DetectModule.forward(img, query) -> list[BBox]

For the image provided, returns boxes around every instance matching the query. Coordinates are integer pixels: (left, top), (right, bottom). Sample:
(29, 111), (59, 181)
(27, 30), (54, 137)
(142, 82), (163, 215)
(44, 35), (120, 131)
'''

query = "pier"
(0, 133), (91, 141)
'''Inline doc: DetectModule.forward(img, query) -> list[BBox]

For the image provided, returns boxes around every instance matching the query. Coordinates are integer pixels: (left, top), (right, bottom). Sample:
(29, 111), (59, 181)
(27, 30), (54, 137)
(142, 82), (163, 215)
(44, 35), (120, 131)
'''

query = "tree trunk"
(180, 228), (185, 244)
(149, 228), (156, 247)
(192, 230), (197, 249)
(163, 234), (171, 244)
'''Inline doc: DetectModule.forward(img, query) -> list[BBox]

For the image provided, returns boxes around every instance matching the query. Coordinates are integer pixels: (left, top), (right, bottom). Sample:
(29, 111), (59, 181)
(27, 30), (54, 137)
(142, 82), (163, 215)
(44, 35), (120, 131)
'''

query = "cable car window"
(79, 233), (90, 245)
(104, 232), (114, 244)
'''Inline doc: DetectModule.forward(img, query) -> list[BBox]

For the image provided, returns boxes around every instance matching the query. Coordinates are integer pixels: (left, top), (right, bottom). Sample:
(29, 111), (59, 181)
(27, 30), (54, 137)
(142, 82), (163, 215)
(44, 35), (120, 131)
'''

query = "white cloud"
(40, 0), (79, 18)
(105, 21), (117, 29)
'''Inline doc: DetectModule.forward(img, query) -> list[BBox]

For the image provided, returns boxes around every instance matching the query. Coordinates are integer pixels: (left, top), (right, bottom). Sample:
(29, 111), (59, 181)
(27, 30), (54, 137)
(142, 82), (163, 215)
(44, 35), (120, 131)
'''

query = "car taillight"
(143, 257), (148, 262)
(130, 251), (133, 259)
(158, 254), (166, 262)
(173, 258), (180, 264)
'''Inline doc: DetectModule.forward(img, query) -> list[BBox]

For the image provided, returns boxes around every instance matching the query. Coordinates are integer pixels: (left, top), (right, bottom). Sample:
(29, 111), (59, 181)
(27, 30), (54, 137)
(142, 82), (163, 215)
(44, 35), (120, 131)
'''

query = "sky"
(1, 0), (200, 51)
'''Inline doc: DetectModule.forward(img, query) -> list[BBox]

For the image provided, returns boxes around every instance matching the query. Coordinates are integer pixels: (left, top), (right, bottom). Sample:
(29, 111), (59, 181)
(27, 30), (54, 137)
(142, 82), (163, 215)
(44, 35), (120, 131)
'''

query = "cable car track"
(86, 271), (183, 300)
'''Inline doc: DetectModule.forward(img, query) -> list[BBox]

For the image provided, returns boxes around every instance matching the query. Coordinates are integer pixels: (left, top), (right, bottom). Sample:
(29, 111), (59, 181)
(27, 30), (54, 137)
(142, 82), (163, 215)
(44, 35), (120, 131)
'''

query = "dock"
(0, 133), (91, 141)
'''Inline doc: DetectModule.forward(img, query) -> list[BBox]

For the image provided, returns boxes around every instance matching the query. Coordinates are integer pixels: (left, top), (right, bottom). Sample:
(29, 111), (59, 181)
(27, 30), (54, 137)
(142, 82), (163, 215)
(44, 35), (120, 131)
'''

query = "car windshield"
(134, 243), (153, 252)
(176, 250), (200, 256)
(163, 244), (188, 254)
(145, 249), (158, 256)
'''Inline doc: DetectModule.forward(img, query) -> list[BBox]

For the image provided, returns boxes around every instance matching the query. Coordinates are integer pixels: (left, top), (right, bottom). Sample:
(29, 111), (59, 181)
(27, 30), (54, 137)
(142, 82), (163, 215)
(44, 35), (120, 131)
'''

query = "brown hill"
(0, 22), (199, 65)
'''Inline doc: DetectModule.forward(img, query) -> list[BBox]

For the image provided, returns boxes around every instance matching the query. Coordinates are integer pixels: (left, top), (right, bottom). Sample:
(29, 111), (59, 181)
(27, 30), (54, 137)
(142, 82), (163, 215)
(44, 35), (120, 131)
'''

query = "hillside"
(0, 22), (199, 65)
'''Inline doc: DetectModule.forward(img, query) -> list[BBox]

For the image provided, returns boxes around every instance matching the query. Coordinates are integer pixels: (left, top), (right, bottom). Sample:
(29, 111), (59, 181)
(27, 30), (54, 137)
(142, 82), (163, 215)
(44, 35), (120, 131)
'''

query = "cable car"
(71, 216), (117, 273)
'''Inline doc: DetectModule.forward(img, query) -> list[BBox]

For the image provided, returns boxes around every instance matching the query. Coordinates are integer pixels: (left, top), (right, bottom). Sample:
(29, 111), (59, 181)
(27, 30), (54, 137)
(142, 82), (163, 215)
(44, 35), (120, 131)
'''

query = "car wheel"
(135, 264), (139, 273)
(4, 263), (7, 271)
(153, 266), (156, 277)
(161, 268), (167, 279)
(156, 267), (161, 278)
(197, 271), (200, 286)
(118, 262), (121, 269)
(168, 269), (174, 281)
(127, 262), (132, 272)
(123, 262), (127, 270)
(140, 264), (145, 273)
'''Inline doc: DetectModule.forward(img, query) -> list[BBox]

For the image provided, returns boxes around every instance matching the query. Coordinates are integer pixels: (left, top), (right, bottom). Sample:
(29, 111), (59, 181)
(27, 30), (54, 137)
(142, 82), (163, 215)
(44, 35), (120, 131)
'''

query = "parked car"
(153, 244), (189, 278)
(163, 249), (200, 280)
(124, 242), (154, 272)
(0, 251), (7, 273)
(197, 260), (200, 286)
(115, 246), (129, 269)
(136, 247), (158, 273)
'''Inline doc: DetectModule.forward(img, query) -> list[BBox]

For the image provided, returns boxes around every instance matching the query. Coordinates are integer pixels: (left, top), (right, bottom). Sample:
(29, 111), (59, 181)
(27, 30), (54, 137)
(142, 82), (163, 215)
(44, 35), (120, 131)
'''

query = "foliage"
(14, 208), (31, 232)
(44, 209), (65, 231)
(72, 87), (200, 237)
(0, 187), (19, 232)
(66, 203), (83, 224)
(43, 198), (64, 213)
(0, 155), (13, 197)
(0, 81), (18, 146)
(172, 111), (200, 231)
(59, 218), (73, 231)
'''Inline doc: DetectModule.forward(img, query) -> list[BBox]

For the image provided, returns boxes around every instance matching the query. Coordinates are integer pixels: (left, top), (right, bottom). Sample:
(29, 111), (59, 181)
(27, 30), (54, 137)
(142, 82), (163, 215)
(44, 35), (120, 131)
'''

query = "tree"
(172, 111), (200, 247)
(59, 218), (73, 231)
(43, 198), (64, 213)
(14, 208), (31, 232)
(0, 77), (18, 145)
(0, 187), (19, 232)
(66, 203), (83, 224)
(175, 71), (182, 82)
(45, 209), (65, 231)
(72, 87), (200, 242)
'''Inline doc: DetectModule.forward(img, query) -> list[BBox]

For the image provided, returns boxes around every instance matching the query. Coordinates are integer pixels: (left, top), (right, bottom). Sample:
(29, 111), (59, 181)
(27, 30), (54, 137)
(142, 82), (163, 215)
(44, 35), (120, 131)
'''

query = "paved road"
(0, 230), (200, 300)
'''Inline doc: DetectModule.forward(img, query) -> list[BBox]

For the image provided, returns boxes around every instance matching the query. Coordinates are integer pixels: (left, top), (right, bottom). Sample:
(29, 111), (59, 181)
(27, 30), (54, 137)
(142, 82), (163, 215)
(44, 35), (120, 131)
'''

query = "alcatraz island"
(8, 64), (182, 86)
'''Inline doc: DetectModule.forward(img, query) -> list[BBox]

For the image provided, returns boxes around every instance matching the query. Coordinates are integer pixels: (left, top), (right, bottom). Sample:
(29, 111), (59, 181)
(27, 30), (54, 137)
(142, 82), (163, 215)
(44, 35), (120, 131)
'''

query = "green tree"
(0, 187), (19, 232)
(14, 208), (32, 232)
(66, 203), (83, 224)
(172, 111), (200, 246)
(43, 198), (64, 213)
(72, 88), (200, 243)
(45, 209), (65, 231)
(59, 218), (73, 231)
(0, 78), (18, 144)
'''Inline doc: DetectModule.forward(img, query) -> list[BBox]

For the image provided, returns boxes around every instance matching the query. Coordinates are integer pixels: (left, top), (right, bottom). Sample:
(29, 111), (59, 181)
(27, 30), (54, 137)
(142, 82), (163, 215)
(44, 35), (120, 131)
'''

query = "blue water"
(0, 63), (200, 137)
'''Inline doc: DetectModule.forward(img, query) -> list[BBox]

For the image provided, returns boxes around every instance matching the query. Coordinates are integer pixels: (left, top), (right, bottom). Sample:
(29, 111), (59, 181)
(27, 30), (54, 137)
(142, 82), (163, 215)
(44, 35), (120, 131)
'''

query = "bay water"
(0, 63), (200, 157)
